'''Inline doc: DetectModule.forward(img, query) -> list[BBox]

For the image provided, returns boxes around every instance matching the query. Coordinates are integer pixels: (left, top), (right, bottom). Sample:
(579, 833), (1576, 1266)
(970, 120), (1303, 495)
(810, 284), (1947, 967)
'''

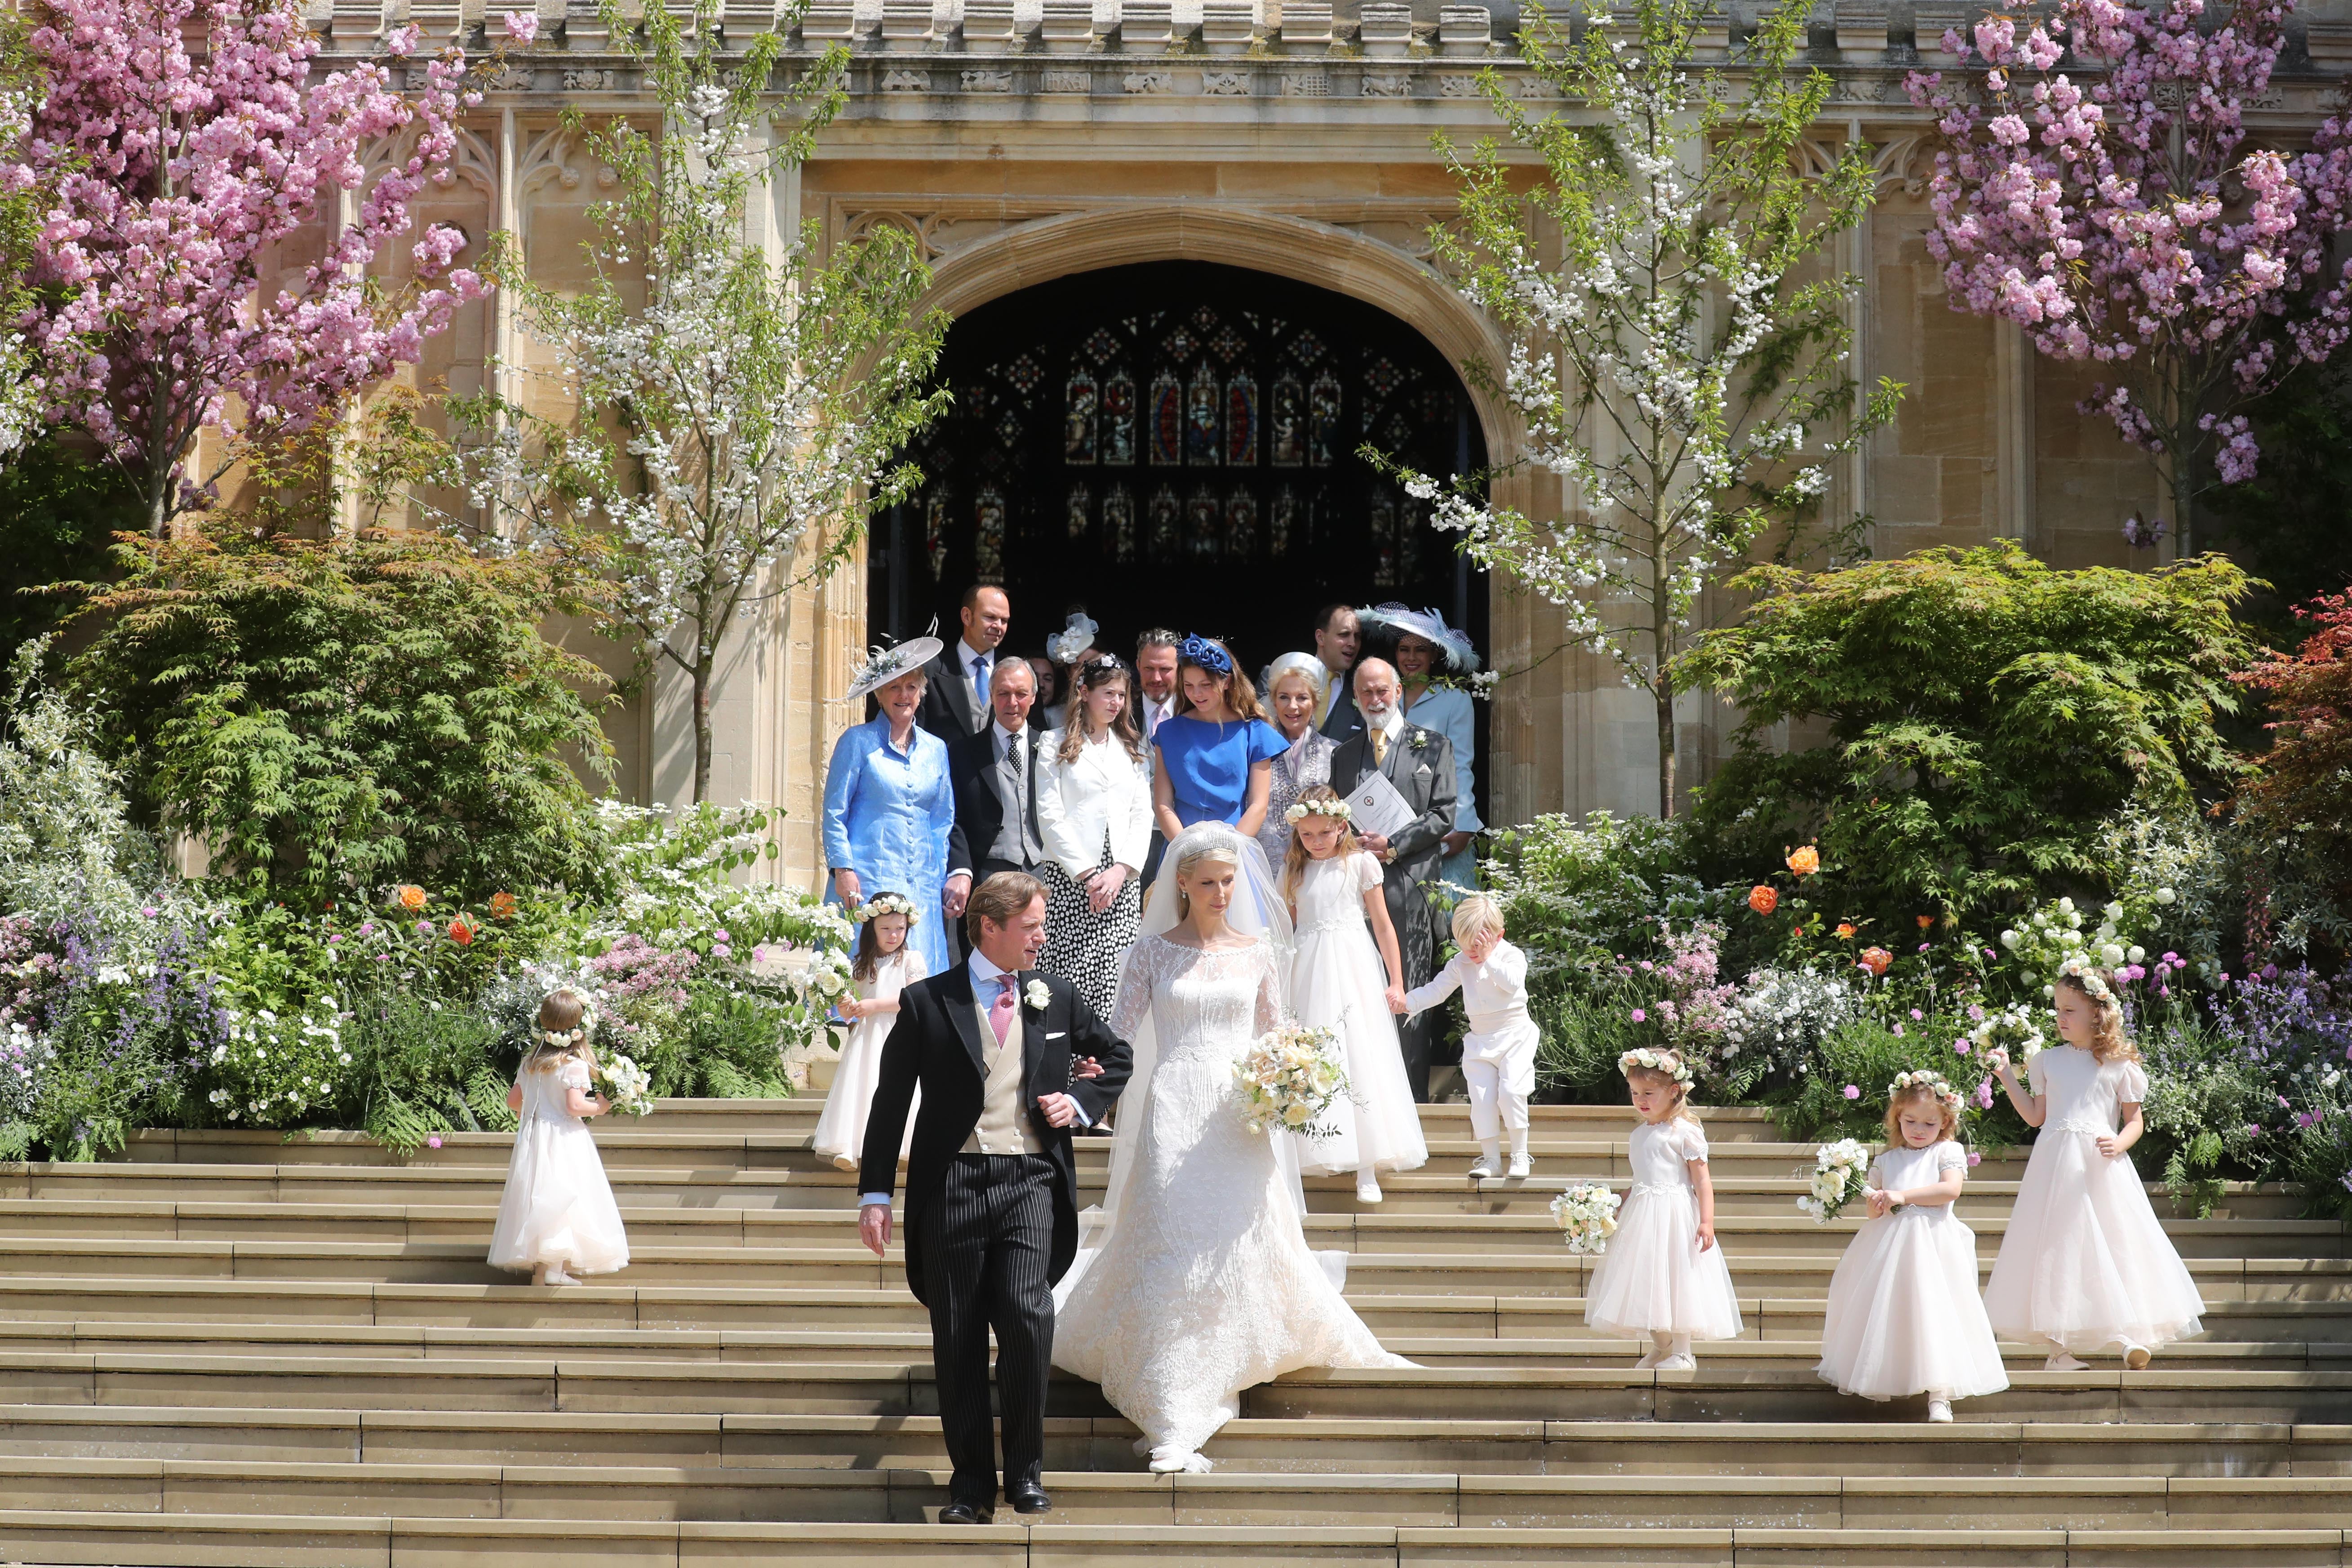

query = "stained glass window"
(1065, 369), (1097, 466)
(1148, 369), (1182, 466)
(1147, 483), (1180, 563)
(1185, 364), (1220, 466)
(1066, 482), (1090, 540)
(1104, 484), (1136, 564)
(1103, 368), (1136, 466)
(1186, 483), (1220, 559)
(1308, 371), (1343, 468)
(1269, 372), (1305, 468)
(1226, 369), (1258, 467)
(1225, 489), (1259, 563)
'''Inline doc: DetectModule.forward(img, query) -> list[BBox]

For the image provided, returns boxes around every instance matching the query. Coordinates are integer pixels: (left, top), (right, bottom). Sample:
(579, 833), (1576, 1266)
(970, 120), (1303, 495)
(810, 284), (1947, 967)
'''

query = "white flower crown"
(2056, 952), (2115, 1002)
(1285, 798), (1353, 824)
(1888, 1068), (1964, 1109)
(853, 893), (920, 927)
(542, 1026), (585, 1048)
(1618, 1047), (1693, 1087)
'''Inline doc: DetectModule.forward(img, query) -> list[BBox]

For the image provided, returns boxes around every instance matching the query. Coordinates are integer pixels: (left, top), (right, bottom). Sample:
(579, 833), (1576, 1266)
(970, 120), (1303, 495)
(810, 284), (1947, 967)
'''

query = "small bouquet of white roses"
(593, 1053), (654, 1116)
(1550, 1182), (1622, 1254)
(1795, 1137), (1871, 1223)
(1234, 1023), (1348, 1138)
(1969, 1003), (2046, 1070)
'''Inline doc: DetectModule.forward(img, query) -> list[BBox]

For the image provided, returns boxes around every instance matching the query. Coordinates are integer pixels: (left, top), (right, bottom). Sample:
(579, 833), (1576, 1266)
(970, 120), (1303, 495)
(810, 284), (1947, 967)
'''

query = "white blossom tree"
(1379, 0), (1902, 817)
(384, 0), (946, 801)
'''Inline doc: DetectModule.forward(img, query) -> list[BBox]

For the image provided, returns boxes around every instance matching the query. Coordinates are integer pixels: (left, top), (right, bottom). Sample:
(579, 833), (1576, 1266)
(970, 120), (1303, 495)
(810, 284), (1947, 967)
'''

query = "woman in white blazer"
(1034, 653), (1156, 1018)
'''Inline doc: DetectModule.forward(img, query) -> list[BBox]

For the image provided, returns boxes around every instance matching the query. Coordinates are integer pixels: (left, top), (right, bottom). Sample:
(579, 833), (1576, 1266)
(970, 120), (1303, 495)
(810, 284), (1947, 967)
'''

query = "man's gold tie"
(1371, 728), (1389, 768)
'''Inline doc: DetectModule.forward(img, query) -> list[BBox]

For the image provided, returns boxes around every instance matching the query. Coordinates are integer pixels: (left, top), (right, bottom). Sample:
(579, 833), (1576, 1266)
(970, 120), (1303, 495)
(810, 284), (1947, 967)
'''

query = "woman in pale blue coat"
(821, 636), (962, 975)
(1360, 604), (1484, 890)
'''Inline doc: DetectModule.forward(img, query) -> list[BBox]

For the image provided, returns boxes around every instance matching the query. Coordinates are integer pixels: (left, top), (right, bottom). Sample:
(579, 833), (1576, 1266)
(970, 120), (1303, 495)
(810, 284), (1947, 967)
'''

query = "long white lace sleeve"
(1254, 946), (1284, 1038)
(1110, 940), (1156, 1041)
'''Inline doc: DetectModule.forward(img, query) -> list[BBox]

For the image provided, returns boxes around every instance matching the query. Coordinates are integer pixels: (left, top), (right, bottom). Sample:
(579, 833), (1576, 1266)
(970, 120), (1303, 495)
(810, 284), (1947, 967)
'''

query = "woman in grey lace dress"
(1255, 652), (1338, 867)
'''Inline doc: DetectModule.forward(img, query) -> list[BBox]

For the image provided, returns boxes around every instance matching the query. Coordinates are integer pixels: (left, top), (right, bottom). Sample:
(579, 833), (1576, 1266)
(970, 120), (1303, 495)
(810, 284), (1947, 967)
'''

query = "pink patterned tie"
(989, 974), (1017, 1046)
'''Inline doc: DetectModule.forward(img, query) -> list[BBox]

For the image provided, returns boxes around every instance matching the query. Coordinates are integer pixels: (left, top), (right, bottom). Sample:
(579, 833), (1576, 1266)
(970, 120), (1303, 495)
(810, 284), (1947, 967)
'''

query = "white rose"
(2100, 944), (2126, 967)
(2057, 897), (2075, 915)
(2127, 946), (2145, 964)
(2155, 887), (2177, 905)
(1999, 930), (2020, 950)
(1024, 979), (1052, 1010)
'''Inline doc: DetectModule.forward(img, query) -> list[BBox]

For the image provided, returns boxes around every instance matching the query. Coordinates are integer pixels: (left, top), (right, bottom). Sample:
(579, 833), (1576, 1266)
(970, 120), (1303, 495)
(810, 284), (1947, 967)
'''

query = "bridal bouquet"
(1550, 1182), (1622, 1254)
(1234, 1023), (1347, 1138)
(593, 1053), (654, 1116)
(1796, 1138), (1871, 1222)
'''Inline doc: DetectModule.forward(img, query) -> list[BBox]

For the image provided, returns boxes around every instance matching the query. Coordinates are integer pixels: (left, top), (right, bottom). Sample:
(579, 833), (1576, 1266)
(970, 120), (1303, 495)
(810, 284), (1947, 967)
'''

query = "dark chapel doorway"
(868, 261), (1491, 696)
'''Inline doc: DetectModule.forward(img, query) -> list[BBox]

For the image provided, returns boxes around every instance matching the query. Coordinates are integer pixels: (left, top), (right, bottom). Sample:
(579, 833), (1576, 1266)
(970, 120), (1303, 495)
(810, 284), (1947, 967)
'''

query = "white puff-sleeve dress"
(1816, 1141), (2009, 1401)
(488, 1057), (630, 1276)
(811, 946), (929, 1171)
(1585, 1119), (1744, 1342)
(1982, 1046), (2204, 1354)
(1289, 849), (1429, 1177)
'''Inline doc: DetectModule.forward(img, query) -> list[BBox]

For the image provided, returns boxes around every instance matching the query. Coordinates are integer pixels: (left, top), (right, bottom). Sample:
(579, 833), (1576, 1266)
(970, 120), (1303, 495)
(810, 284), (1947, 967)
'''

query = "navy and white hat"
(1356, 603), (1479, 675)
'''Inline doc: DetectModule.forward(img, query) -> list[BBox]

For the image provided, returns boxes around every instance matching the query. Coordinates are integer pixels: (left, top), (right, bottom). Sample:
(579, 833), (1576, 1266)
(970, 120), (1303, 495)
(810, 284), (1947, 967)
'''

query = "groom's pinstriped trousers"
(920, 1151), (1058, 1505)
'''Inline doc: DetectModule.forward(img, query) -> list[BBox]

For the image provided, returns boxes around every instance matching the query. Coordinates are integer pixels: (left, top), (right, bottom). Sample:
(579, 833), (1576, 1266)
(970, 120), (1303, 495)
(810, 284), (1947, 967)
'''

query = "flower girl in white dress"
(1280, 786), (1428, 1203)
(489, 990), (629, 1287)
(1982, 966), (2204, 1369)
(811, 894), (929, 1171)
(1816, 1071), (2008, 1421)
(1586, 1048), (1743, 1370)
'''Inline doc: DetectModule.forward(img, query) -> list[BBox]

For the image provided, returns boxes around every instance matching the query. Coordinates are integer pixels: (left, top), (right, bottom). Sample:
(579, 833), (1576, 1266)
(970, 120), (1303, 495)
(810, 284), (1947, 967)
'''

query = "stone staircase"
(0, 1099), (2348, 1565)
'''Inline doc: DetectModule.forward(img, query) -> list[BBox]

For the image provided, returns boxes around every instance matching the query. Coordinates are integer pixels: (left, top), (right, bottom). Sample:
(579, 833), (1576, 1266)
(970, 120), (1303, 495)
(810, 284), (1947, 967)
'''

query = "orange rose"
(488, 891), (518, 922)
(1834, 922), (1857, 941)
(1917, 914), (1935, 931)
(395, 885), (427, 913)
(1747, 885), (1779, 915)
(1785, 845), (1820, 877)
(448, 917), (475, 946)
(1859, 946), (1893, 976)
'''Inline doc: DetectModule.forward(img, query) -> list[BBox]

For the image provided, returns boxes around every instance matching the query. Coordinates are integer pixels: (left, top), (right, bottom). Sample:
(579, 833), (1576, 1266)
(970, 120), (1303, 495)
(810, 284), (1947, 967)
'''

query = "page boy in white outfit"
(1400, 894), (1539, 1178)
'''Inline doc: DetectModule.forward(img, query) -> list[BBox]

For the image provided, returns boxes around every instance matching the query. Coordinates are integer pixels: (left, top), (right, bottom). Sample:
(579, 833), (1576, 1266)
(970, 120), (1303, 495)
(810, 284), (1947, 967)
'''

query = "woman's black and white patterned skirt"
(1038, 835), (1145, 1022)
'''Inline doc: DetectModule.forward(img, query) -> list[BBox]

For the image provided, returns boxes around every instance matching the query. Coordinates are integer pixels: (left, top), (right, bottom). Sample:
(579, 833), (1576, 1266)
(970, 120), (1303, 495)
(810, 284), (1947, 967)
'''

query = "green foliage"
(345, 996), (516, 1158)
(2201, 361), (2352, 639)
(1684, 542), (2257, 933)
(62, 522), (617, 906)
(0, 438), (143, 663)
(1482, 811), (1732, 974)
(2229, 591), (2352, 964)
(1532, 977), (1655, 1102)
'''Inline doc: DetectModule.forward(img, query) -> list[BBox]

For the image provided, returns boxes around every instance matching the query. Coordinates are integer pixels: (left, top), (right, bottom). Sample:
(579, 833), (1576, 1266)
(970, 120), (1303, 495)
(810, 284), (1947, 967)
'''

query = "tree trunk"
(146, 396), (176, 539)
(1655, 675), (1677, 821)
(692, 655), (714, 804)
(2170, 439), (2197, 559)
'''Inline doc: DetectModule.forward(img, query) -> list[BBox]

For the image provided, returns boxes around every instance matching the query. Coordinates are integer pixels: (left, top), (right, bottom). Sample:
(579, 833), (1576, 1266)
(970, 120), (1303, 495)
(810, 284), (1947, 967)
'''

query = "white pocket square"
(1045, 1031), (1067, 1039)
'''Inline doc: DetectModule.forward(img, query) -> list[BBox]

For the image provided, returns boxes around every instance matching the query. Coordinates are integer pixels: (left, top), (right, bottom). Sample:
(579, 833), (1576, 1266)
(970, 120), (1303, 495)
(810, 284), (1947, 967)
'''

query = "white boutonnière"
(1023, 978), (1052, 1011)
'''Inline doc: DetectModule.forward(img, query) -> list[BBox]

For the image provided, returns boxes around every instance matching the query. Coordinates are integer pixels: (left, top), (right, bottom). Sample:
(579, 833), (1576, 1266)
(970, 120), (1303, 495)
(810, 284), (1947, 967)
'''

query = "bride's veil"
(1053, 822), (1294, 1310)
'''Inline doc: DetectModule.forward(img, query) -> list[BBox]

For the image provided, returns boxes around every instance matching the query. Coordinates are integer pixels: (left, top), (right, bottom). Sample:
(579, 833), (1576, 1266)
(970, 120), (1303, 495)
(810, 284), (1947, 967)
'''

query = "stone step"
(15, 1163), (2274, 1220)
(5, 1404), (2346, 1477)
(638, 1097), (1789, 1134)
(4, 1453), (2352, 1531)
(0, 1317), (2328, 1373)
(2, 1510), (2346, 1568)
(0, 1198), (2321, 1257)
(4, 1348), (2346, 1425)
(80, 1132), (2032, 1181)
(0, 1235), (2333, 1298)
(0, 1275), (2339, 1342)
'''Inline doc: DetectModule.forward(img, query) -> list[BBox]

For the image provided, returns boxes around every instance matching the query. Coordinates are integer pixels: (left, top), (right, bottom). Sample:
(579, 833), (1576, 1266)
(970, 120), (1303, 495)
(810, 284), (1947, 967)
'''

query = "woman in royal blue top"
(822, 635), (961, 975)
(1149, 634), (1289, 841)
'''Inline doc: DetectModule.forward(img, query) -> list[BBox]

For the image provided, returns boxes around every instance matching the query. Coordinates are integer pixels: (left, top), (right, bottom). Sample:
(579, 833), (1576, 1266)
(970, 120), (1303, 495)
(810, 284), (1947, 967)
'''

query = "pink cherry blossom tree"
(1906, 0), (2352, 556)
(15, 0), (488, 536)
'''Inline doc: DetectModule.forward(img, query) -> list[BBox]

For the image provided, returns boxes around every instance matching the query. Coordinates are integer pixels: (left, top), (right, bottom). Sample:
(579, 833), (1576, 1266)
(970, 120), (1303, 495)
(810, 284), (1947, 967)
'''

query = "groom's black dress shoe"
(938, 1500), (995, 1525)
(1008, 1483), (1053, 1515)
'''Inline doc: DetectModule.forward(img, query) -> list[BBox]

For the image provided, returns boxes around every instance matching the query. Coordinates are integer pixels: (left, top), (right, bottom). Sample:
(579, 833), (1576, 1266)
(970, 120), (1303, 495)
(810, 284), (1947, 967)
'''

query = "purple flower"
(326, 933), (341, 944)
(1982, 947), (1997, 960)
(141, 906), (158, 919)
(1638, 960), (1654, 972)
(415, 920), (432, 936)
(1892, 1023), (1908, 1037)
(1909, 1008), (1925, 1021)
(1918, 942), (1931, 953)
(1955, 1039), (1972, 1055)
(426, 1136), (442, 1149)
(1629, 1008), (1647, 1023)
(1974, 1079), (1995, 1110)
(1842, 1084), (1861, 1100)
(2161, 952), (2179, 966)
(1966, 1150), (1982, 1167)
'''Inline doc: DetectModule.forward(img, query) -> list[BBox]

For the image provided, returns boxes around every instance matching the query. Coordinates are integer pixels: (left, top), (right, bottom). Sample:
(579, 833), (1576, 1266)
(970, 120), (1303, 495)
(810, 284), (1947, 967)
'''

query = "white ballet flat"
(2043, 1350), (2089, 1372)
(2121, 1342), (2152, 1370)
(1926, 1397), (1954, 1423)
(1631, 1347), (1665, 1371)
(1654, 1353), (1697, 1373)
(1355, 1180), (1383, 1204)
(1506, 1153), (1531, 1179)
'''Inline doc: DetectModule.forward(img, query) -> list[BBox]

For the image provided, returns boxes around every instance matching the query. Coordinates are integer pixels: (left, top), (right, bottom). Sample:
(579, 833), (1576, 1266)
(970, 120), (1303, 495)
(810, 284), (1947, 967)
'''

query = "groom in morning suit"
(857, 872), (1132, 1523)
(1329, 657), (1457, 1102)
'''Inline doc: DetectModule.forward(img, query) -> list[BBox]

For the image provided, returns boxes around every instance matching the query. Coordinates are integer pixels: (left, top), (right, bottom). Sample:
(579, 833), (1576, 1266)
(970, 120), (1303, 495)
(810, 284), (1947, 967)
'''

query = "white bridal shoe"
(1148, 1449), (1214, 1474)
(2043, 1350), (2089, 1372)
(1926, 1397), (1954, 1423)
(1356, 1178), (1383, 1204)
(2121, 1342), (2152, 1370)
(1506, 1152), (1531, 1179)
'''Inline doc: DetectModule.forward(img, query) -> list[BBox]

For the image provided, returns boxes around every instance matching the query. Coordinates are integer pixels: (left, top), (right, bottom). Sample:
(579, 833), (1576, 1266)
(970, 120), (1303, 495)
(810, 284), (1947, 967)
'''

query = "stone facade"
(306, 0), (2352, 883)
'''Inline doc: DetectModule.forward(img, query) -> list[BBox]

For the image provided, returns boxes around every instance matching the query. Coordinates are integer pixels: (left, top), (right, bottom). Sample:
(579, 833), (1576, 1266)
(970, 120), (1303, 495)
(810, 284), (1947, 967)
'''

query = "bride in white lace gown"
(1051, 823), (1412, 1474)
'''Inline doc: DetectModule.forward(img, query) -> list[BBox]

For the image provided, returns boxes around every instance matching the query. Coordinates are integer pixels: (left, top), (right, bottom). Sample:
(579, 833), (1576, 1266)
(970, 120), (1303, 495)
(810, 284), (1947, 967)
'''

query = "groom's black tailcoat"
(857, 962), (1132, 1503)
(858, 964), (1131, 1299)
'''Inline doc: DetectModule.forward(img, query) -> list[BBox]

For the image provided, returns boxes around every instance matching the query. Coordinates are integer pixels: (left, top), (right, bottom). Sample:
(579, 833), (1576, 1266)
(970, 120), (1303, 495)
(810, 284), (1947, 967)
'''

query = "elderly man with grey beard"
(1326, 657), (1457, 1101)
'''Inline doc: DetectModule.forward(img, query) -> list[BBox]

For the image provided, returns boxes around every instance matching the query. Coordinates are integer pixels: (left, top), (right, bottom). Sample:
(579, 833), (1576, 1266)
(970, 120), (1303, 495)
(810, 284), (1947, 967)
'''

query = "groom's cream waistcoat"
(960, 998), (1037, 1156)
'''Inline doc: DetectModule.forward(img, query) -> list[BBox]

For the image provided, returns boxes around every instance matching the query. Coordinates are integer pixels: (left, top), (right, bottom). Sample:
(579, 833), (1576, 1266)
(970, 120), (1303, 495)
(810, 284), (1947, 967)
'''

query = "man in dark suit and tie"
(920, 583), (1012, 742)
(857, 873), (1132, 1522)
(1313, 602), (1366, 742)
(946, 658), (1047, 897)
(1328, 657), (1456, 1100)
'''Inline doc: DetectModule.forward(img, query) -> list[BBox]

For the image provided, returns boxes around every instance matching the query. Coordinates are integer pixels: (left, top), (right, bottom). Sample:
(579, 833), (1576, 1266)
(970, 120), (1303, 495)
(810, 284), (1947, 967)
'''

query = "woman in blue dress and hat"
(1147, 634), (1290, 840)
(821, 634), (961, 974)
(1357, 604), (1484, 889)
